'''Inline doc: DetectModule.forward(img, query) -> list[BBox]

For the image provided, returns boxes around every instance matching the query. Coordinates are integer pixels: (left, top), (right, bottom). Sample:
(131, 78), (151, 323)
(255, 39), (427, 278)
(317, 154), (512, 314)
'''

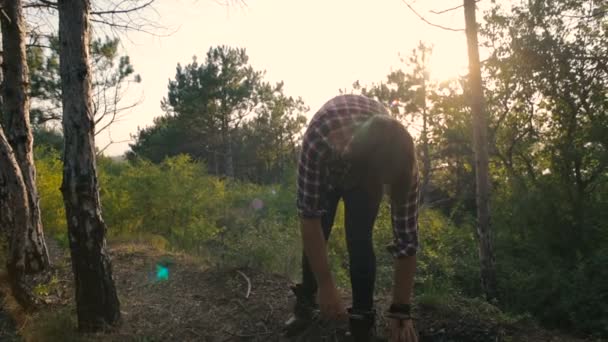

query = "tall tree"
(58, 0), (120, 331)
(0, 0), (50, 273)
(162, 47), (262, 177)
(130, 47), (307, 182)
(463, 0), (497, 300)
(235, 81), (307, 183)
(0, 126), (37, 308)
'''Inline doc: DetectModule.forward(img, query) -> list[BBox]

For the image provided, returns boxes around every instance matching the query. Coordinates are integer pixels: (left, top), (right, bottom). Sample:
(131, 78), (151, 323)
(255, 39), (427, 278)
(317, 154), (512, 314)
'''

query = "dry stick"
(236, 270), (251, 299)
(222, 328), (273, 339)
(263, 300), (274, 322)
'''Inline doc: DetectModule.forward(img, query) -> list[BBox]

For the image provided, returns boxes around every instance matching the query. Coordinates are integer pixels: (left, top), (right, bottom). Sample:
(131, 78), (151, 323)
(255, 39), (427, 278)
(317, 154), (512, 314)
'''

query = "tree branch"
(430, 3), (464, 15)
(430, 0), (482, 15)
(90, 17), (172, 37)
(96, 138), (131, 156)
(23, 0), (57, 9)
(400, 0), (464, 32)
(236, 270), (251, 299)
(91, 0), (155, 16)
(25, 43), (53, 49)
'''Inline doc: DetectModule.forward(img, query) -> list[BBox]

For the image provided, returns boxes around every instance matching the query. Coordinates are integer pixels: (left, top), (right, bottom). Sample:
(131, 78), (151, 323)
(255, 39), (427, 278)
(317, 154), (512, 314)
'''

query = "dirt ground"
(0, 241), (595, 342)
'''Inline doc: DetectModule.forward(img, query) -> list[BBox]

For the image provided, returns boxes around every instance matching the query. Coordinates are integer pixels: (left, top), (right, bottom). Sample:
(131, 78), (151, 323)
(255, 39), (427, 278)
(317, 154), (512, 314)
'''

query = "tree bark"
(58, 0), (121, 331)
(463, 0), (498, 300)
(0, 0), (50, 273)
(0, 127), (36, 309)
(0, 45), (6, 236)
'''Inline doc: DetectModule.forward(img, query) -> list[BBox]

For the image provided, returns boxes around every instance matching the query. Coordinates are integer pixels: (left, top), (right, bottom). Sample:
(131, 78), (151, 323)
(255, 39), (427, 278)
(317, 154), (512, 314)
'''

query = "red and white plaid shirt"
(297, 94), (419, 257)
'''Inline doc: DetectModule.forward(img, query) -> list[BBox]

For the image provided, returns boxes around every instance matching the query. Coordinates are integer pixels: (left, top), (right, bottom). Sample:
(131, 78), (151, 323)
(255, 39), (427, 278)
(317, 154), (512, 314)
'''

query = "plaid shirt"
(297, 94), (419, 257)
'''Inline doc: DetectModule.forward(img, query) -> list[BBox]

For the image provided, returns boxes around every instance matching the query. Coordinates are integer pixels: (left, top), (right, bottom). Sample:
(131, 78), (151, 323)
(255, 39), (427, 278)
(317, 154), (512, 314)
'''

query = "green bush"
(37, 152), (300, 277)
(35, 147), (67, 244)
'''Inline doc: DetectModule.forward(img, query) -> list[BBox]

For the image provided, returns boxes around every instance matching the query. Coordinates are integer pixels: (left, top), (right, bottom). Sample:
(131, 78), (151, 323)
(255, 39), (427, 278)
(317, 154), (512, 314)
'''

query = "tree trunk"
(420, 58), (431, 204)
(58, 0), (121, 331)
(463, 0), (498, 300)
(0, 0), (50, 273)
(0, 46), (3, 120)
(225, 132), (234, 177)
(0, 47), (7, 236)
(0, 127), (36, 309)
(222, 117), (234, 178)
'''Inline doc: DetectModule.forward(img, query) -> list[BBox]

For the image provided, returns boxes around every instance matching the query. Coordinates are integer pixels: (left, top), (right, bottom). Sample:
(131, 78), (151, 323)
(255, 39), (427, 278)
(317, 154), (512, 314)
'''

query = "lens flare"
(156, 264), (169, 281)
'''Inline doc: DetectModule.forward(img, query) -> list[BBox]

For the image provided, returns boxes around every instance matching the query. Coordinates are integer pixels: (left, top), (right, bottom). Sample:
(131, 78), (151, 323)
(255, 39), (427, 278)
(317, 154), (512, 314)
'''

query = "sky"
(96, 0), (482, 156)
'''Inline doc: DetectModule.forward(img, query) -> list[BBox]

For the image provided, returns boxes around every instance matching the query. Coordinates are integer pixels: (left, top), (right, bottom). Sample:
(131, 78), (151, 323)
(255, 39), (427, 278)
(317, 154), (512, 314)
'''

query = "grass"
(21, 306), (84, 342)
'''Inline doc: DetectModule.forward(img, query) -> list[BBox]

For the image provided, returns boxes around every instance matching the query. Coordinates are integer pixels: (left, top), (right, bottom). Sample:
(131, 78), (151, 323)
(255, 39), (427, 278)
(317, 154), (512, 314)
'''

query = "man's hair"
(345, 115), (416, 204)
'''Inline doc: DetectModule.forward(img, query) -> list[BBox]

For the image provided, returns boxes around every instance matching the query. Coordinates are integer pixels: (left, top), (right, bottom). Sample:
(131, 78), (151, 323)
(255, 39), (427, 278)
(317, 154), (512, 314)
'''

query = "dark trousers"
(300, 184), (383, 311)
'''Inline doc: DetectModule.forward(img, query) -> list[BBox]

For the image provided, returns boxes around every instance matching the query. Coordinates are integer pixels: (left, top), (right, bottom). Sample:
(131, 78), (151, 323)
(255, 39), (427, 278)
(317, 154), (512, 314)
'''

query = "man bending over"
(286, 94), (420, 342)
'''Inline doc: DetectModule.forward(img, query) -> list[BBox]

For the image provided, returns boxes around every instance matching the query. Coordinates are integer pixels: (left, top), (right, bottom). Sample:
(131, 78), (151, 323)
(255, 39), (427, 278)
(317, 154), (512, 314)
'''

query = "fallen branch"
(236, 270), (251, 299)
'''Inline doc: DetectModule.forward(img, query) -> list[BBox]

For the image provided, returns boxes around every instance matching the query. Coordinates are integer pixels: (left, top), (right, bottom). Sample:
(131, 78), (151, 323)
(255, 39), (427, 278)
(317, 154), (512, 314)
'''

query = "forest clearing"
(0, 239), (593, 341)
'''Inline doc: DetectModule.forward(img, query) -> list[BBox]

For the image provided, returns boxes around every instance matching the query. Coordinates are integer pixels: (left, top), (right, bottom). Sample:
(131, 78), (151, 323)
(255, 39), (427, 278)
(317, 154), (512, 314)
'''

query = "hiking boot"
(283, 284), (318, 337)
(347, 308), (376, 342)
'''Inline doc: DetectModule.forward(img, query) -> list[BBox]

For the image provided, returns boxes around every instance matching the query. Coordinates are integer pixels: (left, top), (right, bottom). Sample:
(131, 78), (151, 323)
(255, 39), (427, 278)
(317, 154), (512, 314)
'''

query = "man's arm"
(390, 256), (418, 341)
(296, 123), (345, 319)
(300, 217), (346, 320)
(300, 217), (333, 287)
(297, 127), (333, 286)
(390, 164), (419, 305)
(393, 256), (416, 304)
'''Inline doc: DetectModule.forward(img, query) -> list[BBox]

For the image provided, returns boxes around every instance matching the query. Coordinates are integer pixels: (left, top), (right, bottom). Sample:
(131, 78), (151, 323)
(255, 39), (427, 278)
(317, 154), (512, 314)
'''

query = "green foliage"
(33, 127), (64, 151)
(33, 276), (60, 297)
(481, 1), (608, 335)
(129, 46), (307, 183)
(35, 147), (67, 243)
(27, 35), (140, 130)
(128, 159), (301, 276)
(37, 151), (301, 277)
(98, 155), (224, 248)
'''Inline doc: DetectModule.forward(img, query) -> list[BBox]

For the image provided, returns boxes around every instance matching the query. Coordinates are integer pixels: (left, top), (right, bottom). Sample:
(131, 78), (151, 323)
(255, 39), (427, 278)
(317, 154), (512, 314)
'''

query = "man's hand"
(388, 318), (418, 342)
(300, 217), (346, 321)
(317, 281), (347, 321)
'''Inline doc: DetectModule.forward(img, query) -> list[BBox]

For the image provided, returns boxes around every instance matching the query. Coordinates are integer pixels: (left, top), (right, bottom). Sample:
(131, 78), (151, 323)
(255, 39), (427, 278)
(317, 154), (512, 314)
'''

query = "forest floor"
(0, 240), (597, 342)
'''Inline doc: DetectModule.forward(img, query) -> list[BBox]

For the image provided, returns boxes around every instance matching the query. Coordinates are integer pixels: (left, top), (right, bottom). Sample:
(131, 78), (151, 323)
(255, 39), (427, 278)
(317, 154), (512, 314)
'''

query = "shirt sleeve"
(387, 165), (420, 258)
(296, 127), (328, 218)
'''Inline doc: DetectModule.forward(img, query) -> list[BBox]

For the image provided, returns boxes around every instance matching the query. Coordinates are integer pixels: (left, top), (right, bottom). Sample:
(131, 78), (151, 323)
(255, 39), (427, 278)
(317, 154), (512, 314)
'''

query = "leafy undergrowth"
(0, 240), (596, 342)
